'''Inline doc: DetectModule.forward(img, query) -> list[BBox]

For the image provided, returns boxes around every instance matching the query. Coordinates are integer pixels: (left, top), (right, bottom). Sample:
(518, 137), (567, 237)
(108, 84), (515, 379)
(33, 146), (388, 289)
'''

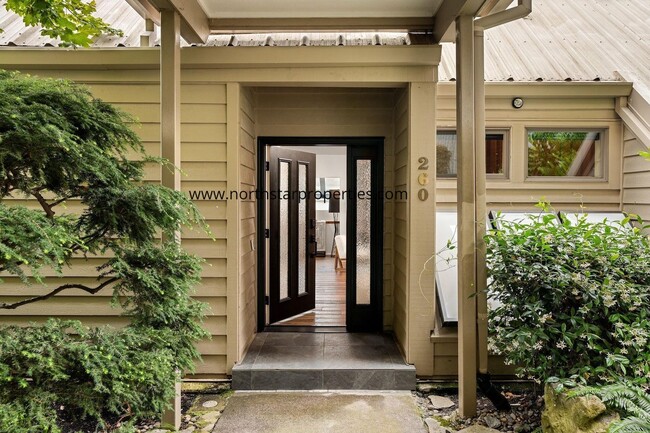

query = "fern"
(609, 417), (650, 433)
(569, 384), (650, 433)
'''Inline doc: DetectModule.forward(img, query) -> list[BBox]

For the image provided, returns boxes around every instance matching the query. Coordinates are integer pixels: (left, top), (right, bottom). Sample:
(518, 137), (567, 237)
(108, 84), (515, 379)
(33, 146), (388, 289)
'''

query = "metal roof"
(441, 0), (650, 82)
(0, 0), (649, 85)
(0, 0), (145, 47)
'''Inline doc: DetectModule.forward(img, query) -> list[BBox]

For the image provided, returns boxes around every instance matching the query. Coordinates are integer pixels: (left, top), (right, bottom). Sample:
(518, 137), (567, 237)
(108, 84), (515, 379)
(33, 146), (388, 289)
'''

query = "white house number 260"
(417, 157), (429, 201)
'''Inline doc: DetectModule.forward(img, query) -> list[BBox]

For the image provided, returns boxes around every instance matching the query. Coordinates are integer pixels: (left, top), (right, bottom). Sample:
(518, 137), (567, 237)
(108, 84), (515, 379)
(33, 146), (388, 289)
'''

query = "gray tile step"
(231, 332), (416, 391)
(232, 367), (416, 390)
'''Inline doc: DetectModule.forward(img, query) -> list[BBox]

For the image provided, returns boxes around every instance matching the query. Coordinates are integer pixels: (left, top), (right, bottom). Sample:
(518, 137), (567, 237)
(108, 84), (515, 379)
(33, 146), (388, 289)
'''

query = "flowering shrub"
(487, 207), (650, 385)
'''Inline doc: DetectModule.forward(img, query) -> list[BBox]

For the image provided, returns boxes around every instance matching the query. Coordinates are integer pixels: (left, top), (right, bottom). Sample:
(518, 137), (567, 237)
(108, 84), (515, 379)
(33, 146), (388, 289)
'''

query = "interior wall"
(255, 87), (397, 330)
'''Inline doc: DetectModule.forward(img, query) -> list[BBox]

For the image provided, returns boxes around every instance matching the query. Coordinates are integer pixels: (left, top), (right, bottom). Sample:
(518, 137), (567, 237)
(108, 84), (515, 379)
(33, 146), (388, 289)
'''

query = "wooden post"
(474, 27), (489, 376)
(160, 9), (182, 431)
(456, 14), (478, 417)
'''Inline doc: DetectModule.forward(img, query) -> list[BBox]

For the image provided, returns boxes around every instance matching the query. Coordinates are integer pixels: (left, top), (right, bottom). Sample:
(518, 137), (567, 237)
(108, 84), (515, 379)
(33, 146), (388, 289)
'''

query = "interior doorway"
(256, 137), (384, 333)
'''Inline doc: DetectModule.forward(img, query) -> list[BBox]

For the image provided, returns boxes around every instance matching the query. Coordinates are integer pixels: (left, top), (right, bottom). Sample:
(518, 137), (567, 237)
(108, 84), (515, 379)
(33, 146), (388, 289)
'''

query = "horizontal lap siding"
(255, 87), (397, 332)
(179, 78), (228, 376)
(0, 69), (229, 377)
(238, 87), (257, 359)
(436, 87), (623, 212)
(622, 128), (650, 221)
(392, 88), (409, 358)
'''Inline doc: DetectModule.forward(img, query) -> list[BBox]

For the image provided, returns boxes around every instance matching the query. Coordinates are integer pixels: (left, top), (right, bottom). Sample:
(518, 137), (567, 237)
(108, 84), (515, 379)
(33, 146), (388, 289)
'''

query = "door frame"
(256, 137), (384, 332)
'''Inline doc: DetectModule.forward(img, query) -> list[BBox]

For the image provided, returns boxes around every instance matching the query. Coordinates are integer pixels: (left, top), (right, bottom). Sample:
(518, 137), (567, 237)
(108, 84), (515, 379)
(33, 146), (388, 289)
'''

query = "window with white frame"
(436, 130), (508, 178)
(526, 129), (605, 178)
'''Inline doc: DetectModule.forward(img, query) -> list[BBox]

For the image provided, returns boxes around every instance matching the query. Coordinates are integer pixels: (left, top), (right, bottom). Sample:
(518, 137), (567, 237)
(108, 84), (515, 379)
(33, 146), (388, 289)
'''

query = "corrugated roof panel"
(440, 0), (650, 82)
(1, 0), (648, 87)
(0, 0), (144, 47)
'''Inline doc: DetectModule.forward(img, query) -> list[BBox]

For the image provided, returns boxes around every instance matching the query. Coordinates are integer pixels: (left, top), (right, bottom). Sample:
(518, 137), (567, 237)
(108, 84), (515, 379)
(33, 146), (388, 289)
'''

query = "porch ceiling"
(135, 0), (490, 43)
(197, 0), (445, 19)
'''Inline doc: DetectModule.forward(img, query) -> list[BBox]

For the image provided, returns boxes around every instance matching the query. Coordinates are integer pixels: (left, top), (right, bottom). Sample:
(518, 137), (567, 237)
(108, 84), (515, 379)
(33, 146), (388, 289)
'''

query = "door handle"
(309, 235), (317, 257)
(310, 219), (316, 229)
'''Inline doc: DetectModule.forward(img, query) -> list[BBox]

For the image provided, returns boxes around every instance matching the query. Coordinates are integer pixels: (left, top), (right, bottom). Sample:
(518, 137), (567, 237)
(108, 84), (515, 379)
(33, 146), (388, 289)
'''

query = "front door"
(268, 147), (317, 323)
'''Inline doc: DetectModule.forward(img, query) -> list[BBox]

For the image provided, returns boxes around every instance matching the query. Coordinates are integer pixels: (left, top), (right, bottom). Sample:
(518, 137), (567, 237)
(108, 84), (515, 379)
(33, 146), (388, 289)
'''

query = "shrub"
(487, 206), (650, 385)
(0, 319), (187, 432)
(0, 71), (210, 431)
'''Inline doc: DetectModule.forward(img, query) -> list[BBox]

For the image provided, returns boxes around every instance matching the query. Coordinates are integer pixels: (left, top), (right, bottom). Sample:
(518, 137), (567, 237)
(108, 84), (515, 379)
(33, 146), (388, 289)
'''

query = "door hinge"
(264, 228), (270, 238)
(264, 295), (270, 305)
(265, 161), (270, 171)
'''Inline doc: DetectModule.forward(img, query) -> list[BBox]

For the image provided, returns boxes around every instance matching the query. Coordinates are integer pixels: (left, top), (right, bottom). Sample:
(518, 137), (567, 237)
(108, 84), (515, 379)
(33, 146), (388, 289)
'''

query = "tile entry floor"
(232, 332), (416, 390)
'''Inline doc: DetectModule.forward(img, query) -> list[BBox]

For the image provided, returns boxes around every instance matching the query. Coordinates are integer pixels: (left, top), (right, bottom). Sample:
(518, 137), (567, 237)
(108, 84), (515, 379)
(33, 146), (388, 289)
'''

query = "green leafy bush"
(487, 207), (650, 385)
(0, 320), (179, 432)
(0, 71), (210, 431)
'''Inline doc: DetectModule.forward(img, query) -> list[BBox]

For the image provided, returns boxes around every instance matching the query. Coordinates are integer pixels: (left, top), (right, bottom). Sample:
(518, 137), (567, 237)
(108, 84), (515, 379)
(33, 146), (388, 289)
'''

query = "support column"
(456, 14), (478, 417)
(160, 9), (182, 431)
(408, 82), (437, 376)
(474, 27), (489, 377)
(160, 9), (181, 193)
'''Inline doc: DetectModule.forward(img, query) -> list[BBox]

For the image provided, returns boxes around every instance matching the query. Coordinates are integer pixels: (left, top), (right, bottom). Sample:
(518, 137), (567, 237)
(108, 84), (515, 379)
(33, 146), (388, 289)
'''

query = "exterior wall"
(237, 86), (257, 359)
(254, 87), (397, 330)
(437, 83), (625, 213)
(622, 127), (650, 220)
(0, 69), (229, 376)
(0, 48), (634, 379)
(430, 82), (629, 377)
(392, 87), (409, 357)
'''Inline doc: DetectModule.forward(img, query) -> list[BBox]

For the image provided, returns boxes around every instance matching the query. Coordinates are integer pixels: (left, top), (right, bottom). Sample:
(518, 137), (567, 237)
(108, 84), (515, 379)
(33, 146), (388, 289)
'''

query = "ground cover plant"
(0, 70), (209, 432)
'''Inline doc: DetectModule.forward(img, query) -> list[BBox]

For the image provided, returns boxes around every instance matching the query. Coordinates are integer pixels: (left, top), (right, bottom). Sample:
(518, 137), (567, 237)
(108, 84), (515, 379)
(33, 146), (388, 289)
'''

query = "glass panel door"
(346, 143), (383, 331)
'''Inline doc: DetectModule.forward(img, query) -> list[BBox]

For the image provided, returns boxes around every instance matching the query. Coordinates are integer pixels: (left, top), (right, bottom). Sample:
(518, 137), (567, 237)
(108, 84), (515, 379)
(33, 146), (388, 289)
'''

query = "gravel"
(414, 383), (544, 433)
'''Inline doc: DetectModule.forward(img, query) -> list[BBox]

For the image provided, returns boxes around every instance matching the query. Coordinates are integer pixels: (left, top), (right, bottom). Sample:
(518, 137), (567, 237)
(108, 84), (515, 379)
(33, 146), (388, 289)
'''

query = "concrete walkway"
(212, 391), (427, 433)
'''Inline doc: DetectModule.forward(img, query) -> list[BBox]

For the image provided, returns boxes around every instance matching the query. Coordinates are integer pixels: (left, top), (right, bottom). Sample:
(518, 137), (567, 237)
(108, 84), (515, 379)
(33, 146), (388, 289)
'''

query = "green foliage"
(569, 383), (650, 433)
(0, 320), (178, 432)
(3, 0), (121, 47)
(0, 71), (210, 431)
(527, 131), (591, 176)
(641, 151), (650, 162)
(487, 205), (650, 385)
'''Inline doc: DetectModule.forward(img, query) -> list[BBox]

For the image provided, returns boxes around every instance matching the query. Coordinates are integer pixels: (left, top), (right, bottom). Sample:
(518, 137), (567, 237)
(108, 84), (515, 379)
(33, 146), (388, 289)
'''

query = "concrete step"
(231, 332), (416, 390)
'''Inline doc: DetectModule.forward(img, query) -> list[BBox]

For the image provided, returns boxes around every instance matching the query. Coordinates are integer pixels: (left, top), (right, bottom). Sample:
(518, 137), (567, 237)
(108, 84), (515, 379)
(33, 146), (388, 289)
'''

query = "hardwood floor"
(277, 257), (346, 327)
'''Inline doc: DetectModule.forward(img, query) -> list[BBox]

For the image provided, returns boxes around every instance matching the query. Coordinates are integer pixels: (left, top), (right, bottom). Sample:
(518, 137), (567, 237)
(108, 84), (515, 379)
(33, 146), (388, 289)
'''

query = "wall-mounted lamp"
(512, 97), (524, 109)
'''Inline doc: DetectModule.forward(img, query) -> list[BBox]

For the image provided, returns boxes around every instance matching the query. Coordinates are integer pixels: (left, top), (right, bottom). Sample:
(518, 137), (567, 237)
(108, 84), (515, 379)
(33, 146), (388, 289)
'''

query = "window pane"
(279, 160), (290, 300)
(527, 131), (602, 177)
(436, 131), (457, 177)
(436, 131), (506, 177)
(298, 163), (307, 295)
(356, 160), (371, 305)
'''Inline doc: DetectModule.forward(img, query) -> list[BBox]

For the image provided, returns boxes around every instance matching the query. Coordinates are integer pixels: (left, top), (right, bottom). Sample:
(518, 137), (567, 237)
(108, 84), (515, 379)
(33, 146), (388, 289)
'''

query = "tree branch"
(0, 277), (119, 310)
(31, 189), (55, 219)
(50, 195), (73, 208)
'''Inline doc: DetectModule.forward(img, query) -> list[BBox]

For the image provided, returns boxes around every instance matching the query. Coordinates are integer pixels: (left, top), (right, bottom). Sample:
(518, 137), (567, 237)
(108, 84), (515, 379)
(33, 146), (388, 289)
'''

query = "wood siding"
(392, 87), (409, 357)
(0, 69), (228, 377)
(255, 87), (397, 331)
(436, 83), (624, 213)
(622, 127), (650, 220)
(238, 86), (257, 359)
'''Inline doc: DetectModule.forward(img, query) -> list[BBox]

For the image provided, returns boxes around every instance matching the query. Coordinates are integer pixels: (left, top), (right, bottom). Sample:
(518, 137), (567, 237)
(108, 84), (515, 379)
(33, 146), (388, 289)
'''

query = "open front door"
(268, 147), (317, 323)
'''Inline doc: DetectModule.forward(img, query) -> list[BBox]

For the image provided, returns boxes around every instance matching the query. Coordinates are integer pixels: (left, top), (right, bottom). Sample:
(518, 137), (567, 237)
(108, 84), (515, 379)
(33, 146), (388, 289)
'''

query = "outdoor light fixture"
(512, 97), (524, 109)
